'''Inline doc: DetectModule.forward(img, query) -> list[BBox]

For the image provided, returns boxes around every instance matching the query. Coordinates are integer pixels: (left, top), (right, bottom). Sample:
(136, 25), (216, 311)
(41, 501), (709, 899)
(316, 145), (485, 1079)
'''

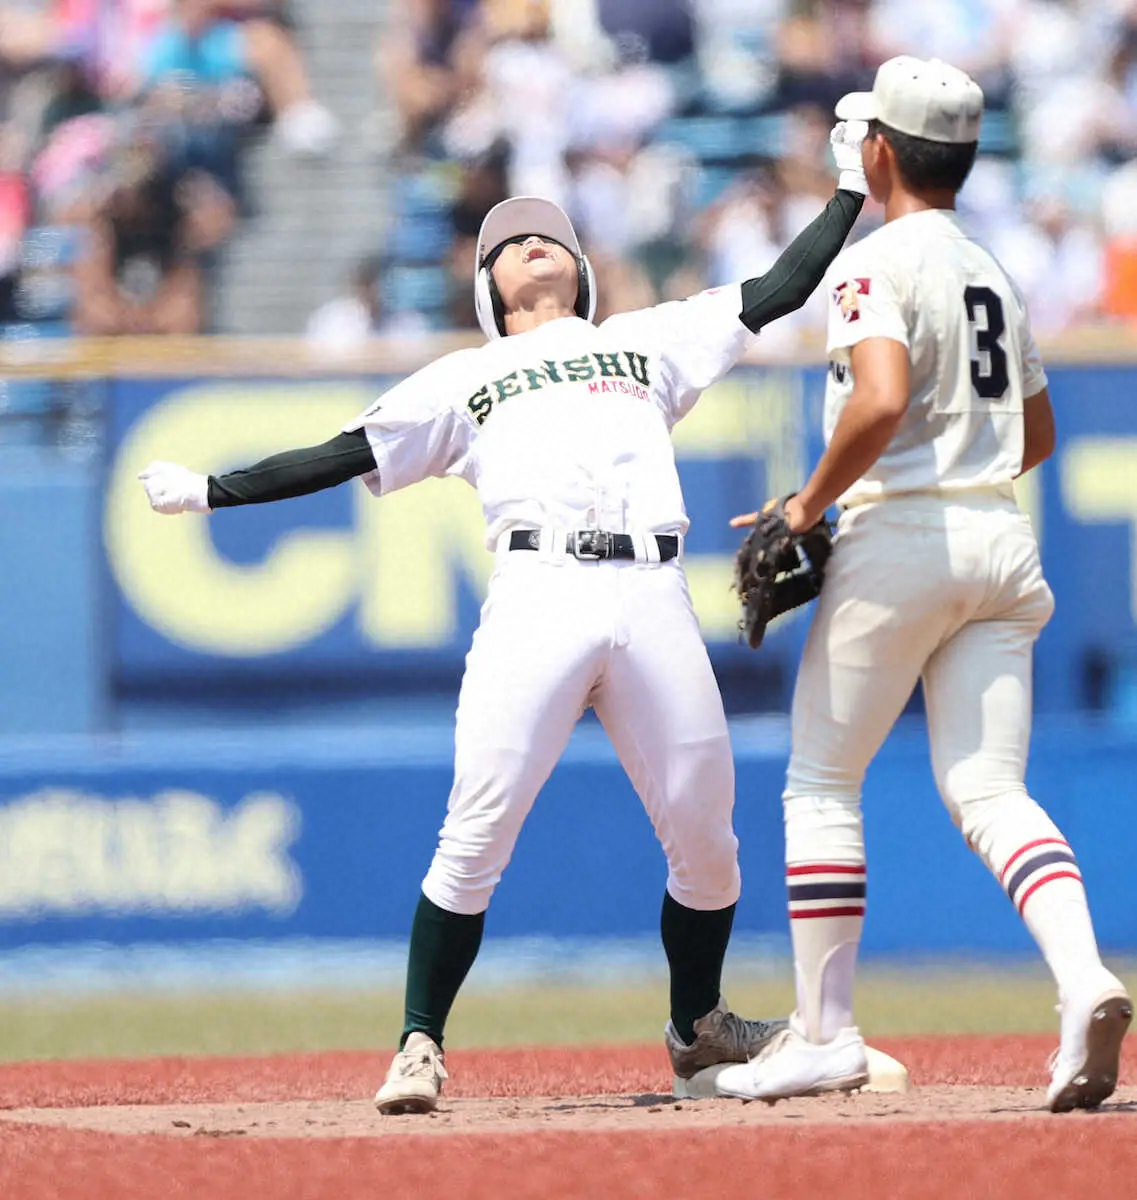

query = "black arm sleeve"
(738, 189), (865, 333)
(207, 428), (378, 509)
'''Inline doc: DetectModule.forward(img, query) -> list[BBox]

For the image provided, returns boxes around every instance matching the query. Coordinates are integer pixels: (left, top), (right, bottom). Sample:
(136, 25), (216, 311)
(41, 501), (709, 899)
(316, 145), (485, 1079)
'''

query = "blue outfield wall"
(3, 360), (1137, 958)
(96, 365), (1137, 716)
(0, 717), (1132, 955)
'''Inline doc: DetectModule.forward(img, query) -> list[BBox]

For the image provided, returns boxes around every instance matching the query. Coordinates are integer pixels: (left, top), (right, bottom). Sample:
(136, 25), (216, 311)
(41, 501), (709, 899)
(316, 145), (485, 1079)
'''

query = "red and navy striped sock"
(788, 862), (867, 922)
(999, 837), (1081, 916)
(996, 836), (1105, 997)
(787, 862), (866, 1042)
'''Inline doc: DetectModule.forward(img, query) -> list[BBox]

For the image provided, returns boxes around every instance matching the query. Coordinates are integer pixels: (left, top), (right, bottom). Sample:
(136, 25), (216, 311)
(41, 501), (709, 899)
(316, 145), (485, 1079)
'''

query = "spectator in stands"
(1101, 156), (1137, 323)
(587, 247), (655, 322)
(0, 143), (30, 322)
(70, 133), (235, 334)
(1011, 2), (1137, 169)
(376, 0), (484, 155)
(690, 0), (788, 114)
(868, 0), (1013, 107)
(564, 24), (687, 294)
(444, 144), (508, 328)
(773, 0), (879, 112)
(988, 187), (1104, 336)
(0, 4), (58, 72)
(442, 0), (576, 202)
(595, 0), (695, 66)
(305, 253), (431, 354)
(692, 169), (808, 351)
(141, 0), (339, 158)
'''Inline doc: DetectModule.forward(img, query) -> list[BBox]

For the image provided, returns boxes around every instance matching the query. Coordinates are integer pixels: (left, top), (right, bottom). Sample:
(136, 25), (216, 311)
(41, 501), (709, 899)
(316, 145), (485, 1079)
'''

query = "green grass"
(2, 961), (1132, 1061)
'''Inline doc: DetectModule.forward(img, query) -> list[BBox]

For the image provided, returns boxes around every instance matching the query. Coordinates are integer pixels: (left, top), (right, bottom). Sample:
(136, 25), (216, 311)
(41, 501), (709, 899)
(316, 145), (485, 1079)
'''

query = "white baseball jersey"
(344, 287), (754, 547)
(822, 208), (1048, 505)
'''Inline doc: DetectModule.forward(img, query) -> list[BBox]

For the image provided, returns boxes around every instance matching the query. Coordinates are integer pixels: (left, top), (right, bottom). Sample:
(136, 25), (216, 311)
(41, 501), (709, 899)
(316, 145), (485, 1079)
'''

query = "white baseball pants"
(784, 489), (1055, 850)
(422, 548), (741, 915)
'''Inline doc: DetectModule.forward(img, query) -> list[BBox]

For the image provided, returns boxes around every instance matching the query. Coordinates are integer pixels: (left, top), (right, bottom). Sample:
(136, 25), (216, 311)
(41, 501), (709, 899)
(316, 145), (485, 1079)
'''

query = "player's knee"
(664, 815), (740, 910)
(785, 756), (865, 803)
(421, 854), (501, 915)
(782, 792), (864, 863)
(950, 785), (1044, 844)
(668, 854), (741, 910)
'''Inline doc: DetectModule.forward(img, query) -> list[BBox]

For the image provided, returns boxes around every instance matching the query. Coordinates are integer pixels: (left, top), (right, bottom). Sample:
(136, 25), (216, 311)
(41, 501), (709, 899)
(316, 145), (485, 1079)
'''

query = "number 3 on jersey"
(964, 285), (1009, 400)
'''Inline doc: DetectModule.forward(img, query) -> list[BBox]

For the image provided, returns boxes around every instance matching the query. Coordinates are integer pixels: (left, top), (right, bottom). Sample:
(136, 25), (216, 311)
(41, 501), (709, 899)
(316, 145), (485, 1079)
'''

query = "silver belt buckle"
(571, 530), (610, 559)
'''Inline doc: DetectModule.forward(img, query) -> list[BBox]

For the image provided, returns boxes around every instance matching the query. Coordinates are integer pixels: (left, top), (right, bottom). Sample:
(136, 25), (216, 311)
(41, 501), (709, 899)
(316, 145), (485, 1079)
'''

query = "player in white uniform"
(138, 123), (870, 1114)
(714, 58), (1132, 1112)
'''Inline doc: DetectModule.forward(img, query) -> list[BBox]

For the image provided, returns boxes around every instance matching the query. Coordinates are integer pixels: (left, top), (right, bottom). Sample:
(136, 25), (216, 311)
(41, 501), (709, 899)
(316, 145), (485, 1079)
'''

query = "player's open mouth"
(523, 245), (552, 263)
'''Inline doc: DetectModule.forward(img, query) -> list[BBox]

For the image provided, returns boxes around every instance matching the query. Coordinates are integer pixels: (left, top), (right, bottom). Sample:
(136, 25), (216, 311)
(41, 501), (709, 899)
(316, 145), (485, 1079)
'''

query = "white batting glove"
(830, 120), (869, 196)
(138, 461), (212, 515)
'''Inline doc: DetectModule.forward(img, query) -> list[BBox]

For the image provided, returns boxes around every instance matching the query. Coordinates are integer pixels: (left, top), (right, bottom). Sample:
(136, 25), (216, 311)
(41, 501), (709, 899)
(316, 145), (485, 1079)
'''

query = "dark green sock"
(660, 890), (736, 1044)
(400, 892), (486, 1049)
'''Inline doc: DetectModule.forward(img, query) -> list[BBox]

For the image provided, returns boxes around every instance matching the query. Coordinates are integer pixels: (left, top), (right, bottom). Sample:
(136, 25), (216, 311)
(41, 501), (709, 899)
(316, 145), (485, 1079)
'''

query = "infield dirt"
(0, 1036), (1133, 1198)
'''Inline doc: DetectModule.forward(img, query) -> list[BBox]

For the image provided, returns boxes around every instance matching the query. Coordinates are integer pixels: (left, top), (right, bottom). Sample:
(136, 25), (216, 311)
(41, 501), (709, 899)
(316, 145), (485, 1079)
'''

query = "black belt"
(508, 529), (679, 561)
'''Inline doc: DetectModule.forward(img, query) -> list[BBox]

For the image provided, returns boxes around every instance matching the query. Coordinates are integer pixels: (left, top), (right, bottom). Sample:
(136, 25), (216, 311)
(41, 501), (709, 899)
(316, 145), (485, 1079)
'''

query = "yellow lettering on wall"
(105, 370), (809, 657)
(683, 554), (746, 641)
(105, 383), (372, 655)
(355, 476), (491, 646)
(1013, 469), (1042, 541)
(672, 371), (804, 498)
(1061, 437), (1137, 620)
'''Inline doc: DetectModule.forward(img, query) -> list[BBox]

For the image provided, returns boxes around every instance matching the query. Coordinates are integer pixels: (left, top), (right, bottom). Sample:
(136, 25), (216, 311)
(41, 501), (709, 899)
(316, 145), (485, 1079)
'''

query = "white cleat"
(714, 1024), (869, 1101)
(1047, 975), (1132, 1113)
(374, 1032), (448, 1115)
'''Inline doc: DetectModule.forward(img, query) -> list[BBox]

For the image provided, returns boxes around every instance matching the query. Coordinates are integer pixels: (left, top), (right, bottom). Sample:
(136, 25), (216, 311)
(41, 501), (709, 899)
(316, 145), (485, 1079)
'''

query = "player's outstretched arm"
(738, 122), (868, 334)
(139, 429), (378, 515)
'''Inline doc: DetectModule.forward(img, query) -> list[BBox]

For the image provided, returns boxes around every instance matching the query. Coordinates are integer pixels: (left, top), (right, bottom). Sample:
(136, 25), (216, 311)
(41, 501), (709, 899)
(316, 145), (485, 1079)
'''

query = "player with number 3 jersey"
(715, 56), (1132, 1112)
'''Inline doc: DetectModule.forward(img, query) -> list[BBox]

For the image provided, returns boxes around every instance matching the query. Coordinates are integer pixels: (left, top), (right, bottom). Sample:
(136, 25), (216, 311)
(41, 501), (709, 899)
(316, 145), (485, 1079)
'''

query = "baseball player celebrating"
(714, 57), (1132, 1111)
(139, 121), (869, 1114)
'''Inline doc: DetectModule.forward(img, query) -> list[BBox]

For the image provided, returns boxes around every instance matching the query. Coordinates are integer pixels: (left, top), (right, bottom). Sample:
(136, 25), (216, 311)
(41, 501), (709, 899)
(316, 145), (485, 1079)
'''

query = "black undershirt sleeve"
(738, 189), (865, 333)
(208, 197), (860, 510)
(207, 428), (378, 509)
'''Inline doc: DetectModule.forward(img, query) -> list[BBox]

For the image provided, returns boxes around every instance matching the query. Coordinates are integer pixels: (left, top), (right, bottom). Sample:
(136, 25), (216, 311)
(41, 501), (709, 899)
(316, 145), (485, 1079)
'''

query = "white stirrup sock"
(959, 791), (1106, 1000)
(784, 794), (866, 1043)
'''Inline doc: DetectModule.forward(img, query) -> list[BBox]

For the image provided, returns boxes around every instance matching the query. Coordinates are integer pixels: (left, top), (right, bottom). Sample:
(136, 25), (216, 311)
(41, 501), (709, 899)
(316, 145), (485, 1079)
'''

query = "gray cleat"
(665, 997), (789, 1098)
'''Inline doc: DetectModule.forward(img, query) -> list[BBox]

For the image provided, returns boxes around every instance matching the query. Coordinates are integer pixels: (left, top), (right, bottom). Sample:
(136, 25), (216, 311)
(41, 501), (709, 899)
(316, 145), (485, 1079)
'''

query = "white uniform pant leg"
(922, 511), (1057, 850)
(782, 503), (967, 1040)
(921, 512), (1107, 992)
(591, 563), (740, 911)
(783, 507), (951, 858)
(422, 560), (606, 915)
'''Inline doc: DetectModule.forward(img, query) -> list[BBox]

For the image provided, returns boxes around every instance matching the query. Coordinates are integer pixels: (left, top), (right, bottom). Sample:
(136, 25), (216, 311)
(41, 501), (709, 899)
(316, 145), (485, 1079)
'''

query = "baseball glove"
(733, 496), (834, 650)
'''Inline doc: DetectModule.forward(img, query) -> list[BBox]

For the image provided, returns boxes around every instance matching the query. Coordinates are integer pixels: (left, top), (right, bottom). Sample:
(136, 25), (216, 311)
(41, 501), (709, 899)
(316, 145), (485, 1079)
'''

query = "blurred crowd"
(0, 0), (337, 338)
(348, 0), (1137, 349)
(5, 0), (1137, 351)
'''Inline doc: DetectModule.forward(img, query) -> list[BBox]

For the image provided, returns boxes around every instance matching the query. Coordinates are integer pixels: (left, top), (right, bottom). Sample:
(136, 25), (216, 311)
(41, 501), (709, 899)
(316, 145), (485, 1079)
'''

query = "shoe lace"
(396, 1045), (449, 1082)
(717, 1011), (788, 1057)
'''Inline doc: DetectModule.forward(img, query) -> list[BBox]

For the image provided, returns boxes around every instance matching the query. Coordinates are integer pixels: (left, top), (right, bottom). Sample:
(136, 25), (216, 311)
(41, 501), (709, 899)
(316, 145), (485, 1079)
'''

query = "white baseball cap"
(836, 56), (984, 145)
(476, 196), (583, 266)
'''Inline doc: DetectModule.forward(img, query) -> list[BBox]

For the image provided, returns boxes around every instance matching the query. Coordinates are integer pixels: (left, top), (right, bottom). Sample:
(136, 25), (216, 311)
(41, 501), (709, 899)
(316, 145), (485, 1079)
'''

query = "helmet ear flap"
(576, 255), (597, 323)
(474, 250), (598, 339)
(474, 265), (507, 340)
